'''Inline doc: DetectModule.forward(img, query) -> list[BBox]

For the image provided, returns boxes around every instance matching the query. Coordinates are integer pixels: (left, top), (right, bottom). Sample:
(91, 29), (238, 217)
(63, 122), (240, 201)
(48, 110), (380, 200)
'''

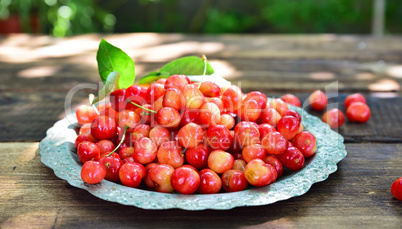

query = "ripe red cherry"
(218, 114), (235, 130)
(96, 140), (115, 155)
(243, 91), (268, 110)
(143, 162), (158, 189)
(293, 131), (317, 158)
(163, 87), (184, 111)
(164, 74), (190, 91)
(234, 121), (260, 147)
(125, 85), (148, 110)
(309, 90), (328, 111)
(79, 123), (91, 135)
(344, 93), (366, 108)
(185, 143), (210, 169)
(244, 158), (274, 187)
(208, 125), (232, 151)
(391, 177), (402, 201)
(177, 123), (204, 148)
(322, 108), (345, 129)
(221, 170), (248, 192)
(116, 109), (141, 131)
(242, 144), (266, 163)
(259, 107), (282, 127)
(283, 110), (301, 123)
(279, 146), (305, 171)
(149, 126), (171, 147)
(261, 132), (288, 155)
(281, 94), (301, 107)
(131, 124), (151, 142)
(197, 168), (222, 194)
(264, 155), (283, 178)
(268, 98), (289, 116)
(171, 165), (200, 194)
(156, 107), (181, 128)
(180, 109), (200, 127)
(199, 102), (221, 128)
(208, 150), (234, 174)
(147, 83), (165, 103)
(99, 155), (123, 182)
(148, 164), (175, 193)
(90, 116), (117, 140)
(110, 88), (126, 111)
(258, 123), (276, 139)
(76, 105), (98, 125)
(204, 97), (224, 112)
(81, 161), (106, 184)
(119, 162), (146, 188)
(77, 141), (100, 163)
(239, 99), (262, 122)
(221, 85), (243, 113)
(75, 133), (96, 148)
(232, 159), (247, 171)
(182, 84), (205, 109)
(157, 141), (184, 168)
(346, 102), (371, 123)
(277, 115), (300, 140)
(199, 81), (221, 97)
(133, 137), (157, 164)
(119, 146), (134, 159)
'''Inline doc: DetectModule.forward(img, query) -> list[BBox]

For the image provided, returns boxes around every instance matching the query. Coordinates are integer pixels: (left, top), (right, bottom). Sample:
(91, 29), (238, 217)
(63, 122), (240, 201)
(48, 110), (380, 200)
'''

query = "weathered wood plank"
(1, 142), (401, 228)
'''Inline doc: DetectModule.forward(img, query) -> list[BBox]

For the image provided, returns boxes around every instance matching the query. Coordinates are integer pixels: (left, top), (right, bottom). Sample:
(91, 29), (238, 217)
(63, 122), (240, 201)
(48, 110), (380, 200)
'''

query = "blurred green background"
(0, 0), (401, 36)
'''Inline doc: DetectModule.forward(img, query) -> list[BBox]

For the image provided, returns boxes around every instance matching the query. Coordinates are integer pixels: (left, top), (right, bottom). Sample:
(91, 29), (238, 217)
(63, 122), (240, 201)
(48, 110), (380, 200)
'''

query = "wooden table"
(1, 34), (401, 228)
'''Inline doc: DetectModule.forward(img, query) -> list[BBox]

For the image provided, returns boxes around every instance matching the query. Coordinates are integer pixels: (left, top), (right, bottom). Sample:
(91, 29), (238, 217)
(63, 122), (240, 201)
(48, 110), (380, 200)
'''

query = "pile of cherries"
(75, 74), (325, 194)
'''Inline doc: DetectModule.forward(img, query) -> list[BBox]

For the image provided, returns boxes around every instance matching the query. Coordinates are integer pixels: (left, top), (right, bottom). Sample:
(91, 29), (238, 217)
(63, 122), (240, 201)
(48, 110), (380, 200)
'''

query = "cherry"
(148, 164), (175, 193)
(110, 88), (126, 111)
(207, 125), (232, 151)
(177, 123), (204, 149)
(116, 109), (141, 131)
(264, 155), (283, 178)
(218, 114), (235, 130)
(199, 102), (221, 128)
(258, 123), (276, 139)
(125, 85), (148, 110)
(293, 131), (317, 158)
(242, 144), (266, 163)
(179, 108), (200, 127)
(239, 99), (262, 122)
(149, 126), (171, 147)
(163, 87), (184, 111)
(157, 141), (184, 168)
(90, 116), (117, 140)
(156, 78), (167, 84)
(244, 158), (274, 187)
(81, 161), (106, 184)
(199, 81), (221, 97)
(171, 165), (200, 194)
(75, 133), (96, 148)
(77, 141), (100, 163)
(99, 155), (123, 182)
(268, 98), (289, 116)
(344, 93), (366, 108)
(277, 115), (300, 140)
(221, 85), (243, 113)
(259, 107), (282, 127)
(243, 91), (268, 109)
(185, 143), (210, 170)
(197, 168), (222, 194)
(76, 105), (98, 125)
(208, 150), (234, 174)
(96, 139), (115, 155)
(156, 107), (181, 128)
(118, 146), (134, 160)
(309, 90), (328, 111)
(283, 110), (302, 123)
(391, 177), (402, 201)
(79, 123), (91, 135)
(222, 169), (248, 192)
(279, 146), (305, 171)
(119, 162), (146, 188)
(147, 83), (165, 103)
(232, 159), (247, 171)
(143, 162), (158, 189)
(322, 108), (345, 129)
(346, 102), (371, 123)
(182, 84), (205, 109)
(261, 131), (288, 155)
(281, 94), (301, 107)
(164, 74), (190, 91)
(133, 137), (158, 164)
(131, 124), (151, 142)
(99, 106), (118, 121)
(204, 97), (224, 112)
(134, 104), (153, 124)
(152, 96), (164, 112)
(234, 121), (260, 147)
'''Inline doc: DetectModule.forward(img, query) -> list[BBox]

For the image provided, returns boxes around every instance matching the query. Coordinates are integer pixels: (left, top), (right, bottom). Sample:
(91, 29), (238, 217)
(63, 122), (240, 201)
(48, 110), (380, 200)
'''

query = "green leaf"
(92, 71), (120, 105)
(159, 56), (214, 76)
(96, 39), (135, 89)
(138, 56), (214, 84)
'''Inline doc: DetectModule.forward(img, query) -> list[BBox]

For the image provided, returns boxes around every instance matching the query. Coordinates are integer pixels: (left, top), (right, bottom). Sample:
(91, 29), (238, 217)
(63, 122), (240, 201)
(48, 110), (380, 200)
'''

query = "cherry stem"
(89, 94), (100, 115)
(198, 54), (208, 89)
(106, 126), (128, 156)
(129, 101), (157, 114)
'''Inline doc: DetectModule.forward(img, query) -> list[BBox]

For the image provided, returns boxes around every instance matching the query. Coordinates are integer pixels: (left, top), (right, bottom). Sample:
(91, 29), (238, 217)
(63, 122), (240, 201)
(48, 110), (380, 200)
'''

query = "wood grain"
(1, 143), (401, 228)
